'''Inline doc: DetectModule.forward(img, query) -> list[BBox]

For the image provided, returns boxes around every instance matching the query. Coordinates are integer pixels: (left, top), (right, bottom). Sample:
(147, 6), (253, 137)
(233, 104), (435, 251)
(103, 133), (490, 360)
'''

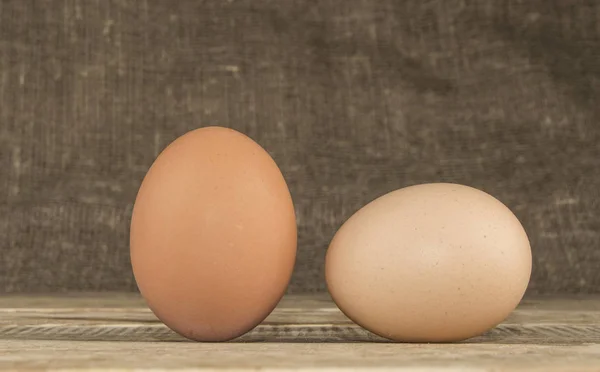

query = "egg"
(325, 183), (531, 342)
(130, 126), (297, 342)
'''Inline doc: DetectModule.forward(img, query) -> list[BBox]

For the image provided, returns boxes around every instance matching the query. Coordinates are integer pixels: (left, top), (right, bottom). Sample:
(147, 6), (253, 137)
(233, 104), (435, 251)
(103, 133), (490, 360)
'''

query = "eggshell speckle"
(326, 183), (532, 342)
(130, 127), (297, 342)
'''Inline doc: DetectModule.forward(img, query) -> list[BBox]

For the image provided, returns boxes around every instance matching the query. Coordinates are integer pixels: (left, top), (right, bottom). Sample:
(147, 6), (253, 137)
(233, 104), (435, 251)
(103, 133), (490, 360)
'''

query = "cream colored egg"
(325, 183), (532, 342)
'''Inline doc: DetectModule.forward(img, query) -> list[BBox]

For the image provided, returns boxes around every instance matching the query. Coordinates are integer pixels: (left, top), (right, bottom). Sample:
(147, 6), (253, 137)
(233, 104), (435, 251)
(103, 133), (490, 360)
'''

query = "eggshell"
(325, 183), (532, 342)
(130, 126), (297, 342)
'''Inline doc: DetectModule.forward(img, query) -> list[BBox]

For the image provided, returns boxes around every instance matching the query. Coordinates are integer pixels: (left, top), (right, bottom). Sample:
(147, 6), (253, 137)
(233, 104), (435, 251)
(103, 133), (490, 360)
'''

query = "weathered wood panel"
(0, 294), (599, 370)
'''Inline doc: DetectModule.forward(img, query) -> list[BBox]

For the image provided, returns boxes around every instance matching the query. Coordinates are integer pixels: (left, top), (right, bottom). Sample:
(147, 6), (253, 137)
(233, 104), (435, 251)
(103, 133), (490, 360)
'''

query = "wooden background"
(1, 294), (600, 370)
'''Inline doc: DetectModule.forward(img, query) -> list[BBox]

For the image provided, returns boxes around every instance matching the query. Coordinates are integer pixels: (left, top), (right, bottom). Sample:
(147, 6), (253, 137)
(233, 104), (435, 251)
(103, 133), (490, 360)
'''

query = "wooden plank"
(0, 294), (599, 371)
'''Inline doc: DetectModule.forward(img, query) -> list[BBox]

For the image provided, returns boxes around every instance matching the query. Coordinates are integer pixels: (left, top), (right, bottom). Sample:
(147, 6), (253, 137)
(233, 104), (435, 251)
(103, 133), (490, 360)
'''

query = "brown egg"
(326, 183), (531, 342)
(130, 127), (296, 341)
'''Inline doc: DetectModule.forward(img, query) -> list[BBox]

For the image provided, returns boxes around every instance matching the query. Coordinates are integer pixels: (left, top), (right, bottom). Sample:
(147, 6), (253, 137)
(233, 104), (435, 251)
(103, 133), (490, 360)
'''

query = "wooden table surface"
(0, 294), (599, 371)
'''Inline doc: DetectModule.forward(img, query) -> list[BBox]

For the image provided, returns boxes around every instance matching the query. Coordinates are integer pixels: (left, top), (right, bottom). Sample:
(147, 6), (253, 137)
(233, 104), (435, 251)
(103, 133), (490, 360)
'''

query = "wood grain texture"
(1, 1), (600, 294)
(0, 294), (599, 371)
